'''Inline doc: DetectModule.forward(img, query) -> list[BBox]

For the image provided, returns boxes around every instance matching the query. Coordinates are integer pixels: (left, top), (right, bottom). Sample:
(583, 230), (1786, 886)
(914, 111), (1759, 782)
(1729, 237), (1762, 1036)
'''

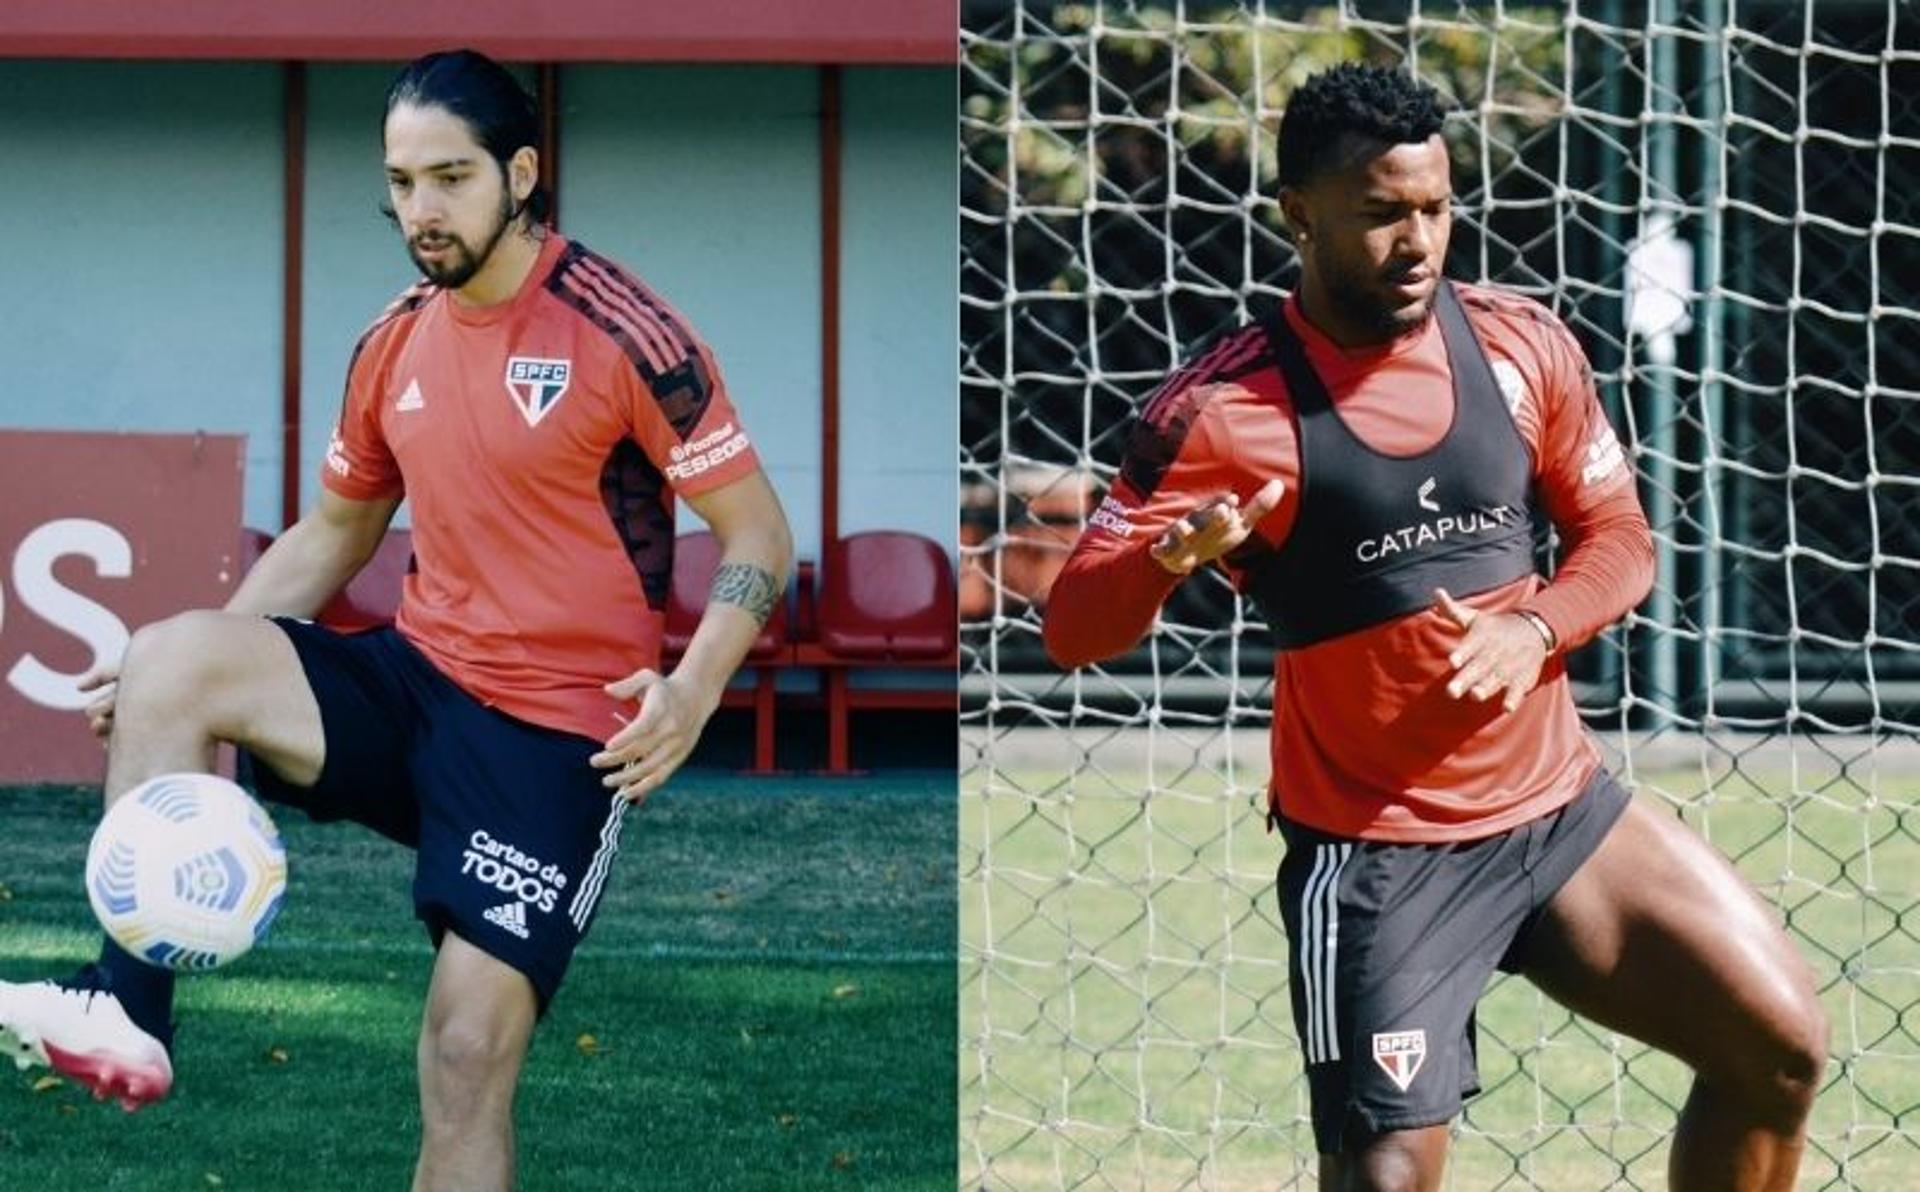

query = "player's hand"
(590, 669), (720, 806)
(1433, 588), (1549, 714)
(1149, 479), (1286, 576)
(78, 663), (120, 744)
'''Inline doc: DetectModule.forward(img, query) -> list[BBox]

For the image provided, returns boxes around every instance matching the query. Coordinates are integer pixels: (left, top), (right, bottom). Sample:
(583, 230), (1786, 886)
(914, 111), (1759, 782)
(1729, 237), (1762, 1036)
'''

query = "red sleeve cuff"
(321, 468), (403, 503)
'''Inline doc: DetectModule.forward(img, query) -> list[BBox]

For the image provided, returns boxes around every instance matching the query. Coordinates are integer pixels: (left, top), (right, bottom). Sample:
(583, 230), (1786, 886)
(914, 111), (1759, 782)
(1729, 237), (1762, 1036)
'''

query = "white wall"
(299, 63), (419, 523)
(561, 66), (824, 553)
(839, 67), (956, 548)
(0, 62), (285, 530)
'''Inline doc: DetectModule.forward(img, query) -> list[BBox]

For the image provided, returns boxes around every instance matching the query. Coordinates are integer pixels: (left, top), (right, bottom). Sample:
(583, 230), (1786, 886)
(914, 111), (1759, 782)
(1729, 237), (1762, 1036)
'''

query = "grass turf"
(0, 771), (955, 1191)
(962, 752), (1920, 1190)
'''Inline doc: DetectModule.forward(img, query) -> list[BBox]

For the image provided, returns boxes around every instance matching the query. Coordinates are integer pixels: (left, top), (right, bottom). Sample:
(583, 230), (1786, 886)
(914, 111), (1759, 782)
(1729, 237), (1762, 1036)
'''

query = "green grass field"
(962, 736), (1920, 1190)
(1, 772), (955, 1191)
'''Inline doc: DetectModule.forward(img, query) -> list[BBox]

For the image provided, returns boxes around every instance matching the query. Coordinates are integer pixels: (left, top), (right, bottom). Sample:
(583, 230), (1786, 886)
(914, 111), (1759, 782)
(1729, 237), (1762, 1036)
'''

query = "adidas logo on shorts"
(483, 901), (530, 940)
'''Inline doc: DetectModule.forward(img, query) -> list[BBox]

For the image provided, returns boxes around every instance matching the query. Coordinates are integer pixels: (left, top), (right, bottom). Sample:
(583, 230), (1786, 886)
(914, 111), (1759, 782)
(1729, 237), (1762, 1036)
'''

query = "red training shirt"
(324, 233), (762, 742)
(1044, 283), (1654, 842)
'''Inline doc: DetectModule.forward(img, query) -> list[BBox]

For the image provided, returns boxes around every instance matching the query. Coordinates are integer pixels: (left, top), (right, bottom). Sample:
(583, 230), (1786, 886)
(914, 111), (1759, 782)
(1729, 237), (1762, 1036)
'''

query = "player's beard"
(407, 187), (517, 290)
(1325, 268), (1434, 340)
(1307, 239), (1438, 342)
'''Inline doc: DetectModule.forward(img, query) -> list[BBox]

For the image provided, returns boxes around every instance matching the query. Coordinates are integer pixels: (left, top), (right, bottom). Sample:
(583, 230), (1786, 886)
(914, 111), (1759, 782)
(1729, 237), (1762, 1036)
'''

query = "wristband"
(1517, 609), (1558, 653)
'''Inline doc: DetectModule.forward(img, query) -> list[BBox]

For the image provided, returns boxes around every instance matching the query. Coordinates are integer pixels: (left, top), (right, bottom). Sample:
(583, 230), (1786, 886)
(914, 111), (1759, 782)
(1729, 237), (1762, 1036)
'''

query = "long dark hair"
(384, 49), (552, 226)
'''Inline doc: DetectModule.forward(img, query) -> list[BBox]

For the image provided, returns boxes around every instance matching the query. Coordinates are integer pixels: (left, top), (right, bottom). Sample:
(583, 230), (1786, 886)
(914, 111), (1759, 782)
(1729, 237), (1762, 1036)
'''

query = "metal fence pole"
(1644, 0), (1683, 720)
(1698, 0), (1729, 714)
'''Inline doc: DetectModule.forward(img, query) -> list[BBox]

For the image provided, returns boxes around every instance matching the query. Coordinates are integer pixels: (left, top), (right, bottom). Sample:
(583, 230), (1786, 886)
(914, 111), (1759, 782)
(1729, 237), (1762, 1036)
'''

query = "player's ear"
(1279, 187), (1311, 244)
(508, 145), (538, 204)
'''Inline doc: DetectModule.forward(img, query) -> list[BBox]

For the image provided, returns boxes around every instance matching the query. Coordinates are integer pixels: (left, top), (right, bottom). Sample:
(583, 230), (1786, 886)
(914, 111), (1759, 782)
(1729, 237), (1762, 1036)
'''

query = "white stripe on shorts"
(1319, 843), (1353, 1062)
(1299, 842), (1353, 1065)
(568, 794), (628, 931)
(1299, 846), (1333, 1063)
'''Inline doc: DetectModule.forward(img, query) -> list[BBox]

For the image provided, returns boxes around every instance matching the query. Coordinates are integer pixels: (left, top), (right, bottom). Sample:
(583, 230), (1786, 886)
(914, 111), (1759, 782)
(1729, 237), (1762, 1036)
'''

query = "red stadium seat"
(799, 532), (957, 773)
(818, 532), (957, 660)
(663, 531), (793, 773)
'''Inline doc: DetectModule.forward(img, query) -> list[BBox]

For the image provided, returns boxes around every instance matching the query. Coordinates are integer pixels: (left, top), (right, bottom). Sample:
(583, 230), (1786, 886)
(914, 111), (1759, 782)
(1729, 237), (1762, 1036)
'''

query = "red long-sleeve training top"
(1044, 283), (1655, 842)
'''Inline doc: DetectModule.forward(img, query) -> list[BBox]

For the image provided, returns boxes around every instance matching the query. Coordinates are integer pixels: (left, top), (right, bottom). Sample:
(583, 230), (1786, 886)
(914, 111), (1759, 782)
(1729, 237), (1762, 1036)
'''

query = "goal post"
(961, 2), (1920, 1186)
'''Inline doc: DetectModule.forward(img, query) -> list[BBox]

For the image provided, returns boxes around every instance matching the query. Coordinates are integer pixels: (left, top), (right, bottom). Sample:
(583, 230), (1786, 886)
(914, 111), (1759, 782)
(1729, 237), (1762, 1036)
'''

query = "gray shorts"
(1275, 768), (1630, 1153)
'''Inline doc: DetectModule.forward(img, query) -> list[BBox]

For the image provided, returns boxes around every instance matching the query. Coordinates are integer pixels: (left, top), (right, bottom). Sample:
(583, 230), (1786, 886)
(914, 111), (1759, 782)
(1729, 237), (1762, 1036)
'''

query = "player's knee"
(1327, 1131), (1443, 1192)
(423, 1016), (518, 1096)
(1765, 985), (1829, 1114)
(120, 611), (260, 733)
(1716, 975), (1828, 1125)
(121, 612), (230, 707)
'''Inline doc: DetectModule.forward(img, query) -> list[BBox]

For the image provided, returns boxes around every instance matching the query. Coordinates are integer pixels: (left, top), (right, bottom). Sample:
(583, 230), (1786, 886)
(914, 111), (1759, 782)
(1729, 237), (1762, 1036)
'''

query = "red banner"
(0, 431), (243, 784)
(0, 0), (954, 64)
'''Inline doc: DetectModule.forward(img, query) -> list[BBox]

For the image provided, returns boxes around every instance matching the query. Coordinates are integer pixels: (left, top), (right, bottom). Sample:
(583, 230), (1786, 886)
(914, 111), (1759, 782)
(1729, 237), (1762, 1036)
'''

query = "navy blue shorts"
(1275, 767), (1630, 1153)
(241, 617), (629, 1011)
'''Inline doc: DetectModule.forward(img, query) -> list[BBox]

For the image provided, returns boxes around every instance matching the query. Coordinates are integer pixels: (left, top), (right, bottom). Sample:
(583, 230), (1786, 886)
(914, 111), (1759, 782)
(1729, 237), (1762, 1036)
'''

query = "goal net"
(960, 1), (1920, 1187)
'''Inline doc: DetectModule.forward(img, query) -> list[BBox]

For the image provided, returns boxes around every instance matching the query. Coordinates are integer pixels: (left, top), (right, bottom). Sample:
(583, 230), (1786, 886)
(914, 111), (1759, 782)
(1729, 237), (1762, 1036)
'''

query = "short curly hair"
(1276, 63), (1451, 189)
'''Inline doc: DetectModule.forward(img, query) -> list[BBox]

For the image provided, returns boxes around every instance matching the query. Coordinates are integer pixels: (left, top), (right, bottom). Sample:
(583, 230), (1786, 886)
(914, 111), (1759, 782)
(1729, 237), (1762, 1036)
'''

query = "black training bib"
(1233, 281), (1538, 648)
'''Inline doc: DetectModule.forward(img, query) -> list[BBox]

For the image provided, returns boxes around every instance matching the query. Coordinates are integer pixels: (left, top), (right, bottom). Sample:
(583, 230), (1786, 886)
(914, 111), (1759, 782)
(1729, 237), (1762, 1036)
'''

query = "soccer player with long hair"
(0, 49), (791, 1192)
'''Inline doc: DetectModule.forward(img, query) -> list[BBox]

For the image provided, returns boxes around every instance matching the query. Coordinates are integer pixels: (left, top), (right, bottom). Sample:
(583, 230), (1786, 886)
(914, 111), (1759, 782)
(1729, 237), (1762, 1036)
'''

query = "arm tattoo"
(709, 562), (783, 626)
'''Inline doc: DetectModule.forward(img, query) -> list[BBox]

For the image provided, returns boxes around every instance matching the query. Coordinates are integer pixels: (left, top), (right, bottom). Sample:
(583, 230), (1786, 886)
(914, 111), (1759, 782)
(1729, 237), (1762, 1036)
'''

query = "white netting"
(960, 1), (1920, 1187)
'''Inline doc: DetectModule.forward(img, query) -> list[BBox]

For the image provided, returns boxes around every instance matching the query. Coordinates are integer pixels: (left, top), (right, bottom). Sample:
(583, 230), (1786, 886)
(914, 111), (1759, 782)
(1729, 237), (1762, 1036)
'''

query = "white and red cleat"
(0, 974), (172, 1112)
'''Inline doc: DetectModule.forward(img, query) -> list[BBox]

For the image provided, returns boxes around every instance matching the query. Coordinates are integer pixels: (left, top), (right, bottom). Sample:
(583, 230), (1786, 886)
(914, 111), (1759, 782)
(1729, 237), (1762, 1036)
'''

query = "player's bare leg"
(413, 933), (538, 1192)
(0, 611), (323, 1109)
(1318, 1123), (1449, 1192)
(106, 609), (325, 800)
(1518, 798), (1827, 1192)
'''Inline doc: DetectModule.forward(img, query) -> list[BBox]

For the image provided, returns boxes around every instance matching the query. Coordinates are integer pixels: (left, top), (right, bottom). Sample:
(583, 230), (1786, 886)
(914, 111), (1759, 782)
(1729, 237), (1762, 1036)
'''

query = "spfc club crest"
(1371, 1029), (1427, 1093)
(504, 356), (572, 427)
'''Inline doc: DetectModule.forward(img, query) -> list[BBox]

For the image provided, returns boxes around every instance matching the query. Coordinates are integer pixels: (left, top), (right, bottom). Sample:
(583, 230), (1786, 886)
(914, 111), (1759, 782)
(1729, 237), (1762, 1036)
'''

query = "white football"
(85, 773), (288, 971)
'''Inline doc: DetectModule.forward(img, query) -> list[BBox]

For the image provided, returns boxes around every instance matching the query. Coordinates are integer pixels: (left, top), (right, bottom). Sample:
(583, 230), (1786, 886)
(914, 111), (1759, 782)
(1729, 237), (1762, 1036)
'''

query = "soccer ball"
(85, 773), (288, 971)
